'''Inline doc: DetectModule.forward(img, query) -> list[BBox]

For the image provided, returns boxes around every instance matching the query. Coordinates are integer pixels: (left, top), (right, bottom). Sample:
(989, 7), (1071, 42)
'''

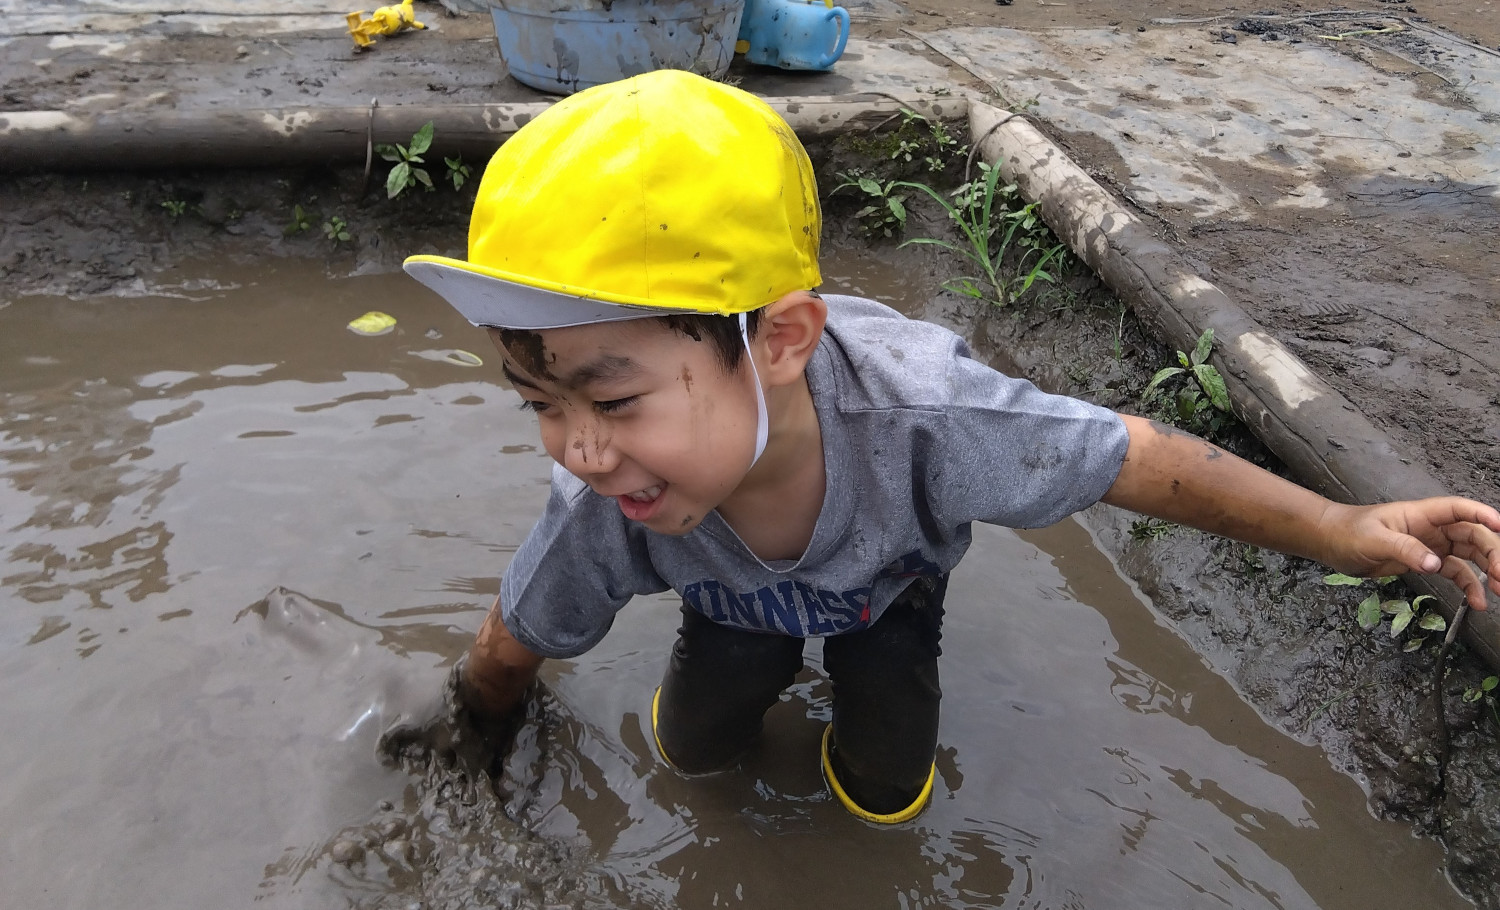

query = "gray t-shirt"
(500, 294), (1130, 659)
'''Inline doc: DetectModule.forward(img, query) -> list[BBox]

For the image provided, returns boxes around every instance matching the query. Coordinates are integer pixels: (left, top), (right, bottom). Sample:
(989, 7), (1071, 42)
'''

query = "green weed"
(832, 169), (908, 238)
(1464, 676), (1500, 730)
(284, 203), (314, 237)
(1129, 517), (1174, 541)
(897, 161), (1067, 307)
(843, 109), (967, 178)
(1325, 573), (1447, 652)
(377, 121), (435, 199)
(160, 199), (188, 220)
(322, 215), (352, 244)
(1142, 328), (1234, 434)
(445, 155), (472, 191)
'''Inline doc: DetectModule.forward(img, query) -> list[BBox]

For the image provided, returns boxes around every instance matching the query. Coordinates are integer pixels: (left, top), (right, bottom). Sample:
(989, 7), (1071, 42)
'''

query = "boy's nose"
(561, 418), (621, 478)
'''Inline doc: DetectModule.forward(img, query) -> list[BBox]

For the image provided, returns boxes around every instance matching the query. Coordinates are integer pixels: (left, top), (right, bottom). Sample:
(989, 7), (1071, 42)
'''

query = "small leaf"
(375, 144), (401, 162)
(408, 121), (435, 156)
(1143, 366), (1185, 399)
(1465, 689), (1483, 703)
(1380, 599), (1406, 614)
(1376, 575), (1399, 585)
(1390, 605), (1414, 636)
(1192, 328), (1215, 366)
(413, 167), (434, 189)
(1193, 364), (1232, 411)
(1177, 350), (1191, 368)
(887, 196), (906, 222)
(387, 162), (411, 199)
(1411, 594), (1434, 610)
(944, 278), (983, 299)
(1356, 592), (1381, 629)
(1418, 612), (1447, 632)
(1324, 573), (1365, 586)
(857, 177), (882, 196)
(1402, 636), (1425, 652)
(1483, 676), (1498, 692)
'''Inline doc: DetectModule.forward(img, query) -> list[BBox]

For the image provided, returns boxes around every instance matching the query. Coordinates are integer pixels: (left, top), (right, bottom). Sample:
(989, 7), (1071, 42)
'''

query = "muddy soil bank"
(966, 283), (1500, 907)
(5, 152), (1500, 906)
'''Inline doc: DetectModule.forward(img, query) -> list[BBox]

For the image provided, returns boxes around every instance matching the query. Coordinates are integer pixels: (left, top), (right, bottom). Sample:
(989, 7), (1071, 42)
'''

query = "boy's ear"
(757, 290), (827, 387)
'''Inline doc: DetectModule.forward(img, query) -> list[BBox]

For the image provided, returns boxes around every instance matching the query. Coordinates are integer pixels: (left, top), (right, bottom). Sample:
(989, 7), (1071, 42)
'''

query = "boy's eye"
(594, 396), (638, 415)
(516, 399), (551, 414)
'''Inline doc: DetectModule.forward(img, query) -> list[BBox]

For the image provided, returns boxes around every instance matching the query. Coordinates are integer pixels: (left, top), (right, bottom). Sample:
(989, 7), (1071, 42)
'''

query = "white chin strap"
(740, 311), (770, 467)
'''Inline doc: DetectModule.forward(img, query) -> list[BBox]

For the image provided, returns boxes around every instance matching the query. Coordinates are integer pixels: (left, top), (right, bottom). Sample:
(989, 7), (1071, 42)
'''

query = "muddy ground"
(3, 116), (1499, 904)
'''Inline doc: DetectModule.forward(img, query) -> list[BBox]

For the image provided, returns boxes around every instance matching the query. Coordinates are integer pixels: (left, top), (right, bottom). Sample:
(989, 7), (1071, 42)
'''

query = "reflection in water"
(0, 255), (1476, 910)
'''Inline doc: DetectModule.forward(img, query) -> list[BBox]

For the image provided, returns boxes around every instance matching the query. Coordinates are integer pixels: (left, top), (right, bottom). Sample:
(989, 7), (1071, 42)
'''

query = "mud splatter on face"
(497, 329), (557, 380)
(681, 365), (693, 394)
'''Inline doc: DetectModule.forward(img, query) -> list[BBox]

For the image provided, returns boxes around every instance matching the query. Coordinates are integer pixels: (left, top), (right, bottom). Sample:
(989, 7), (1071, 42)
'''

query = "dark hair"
(657, 309), (763, 372)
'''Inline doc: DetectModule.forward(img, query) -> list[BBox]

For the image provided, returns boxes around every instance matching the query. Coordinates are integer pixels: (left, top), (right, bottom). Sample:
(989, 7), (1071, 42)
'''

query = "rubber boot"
(650, 686), (681, 771)
(820, 725), (934, 824)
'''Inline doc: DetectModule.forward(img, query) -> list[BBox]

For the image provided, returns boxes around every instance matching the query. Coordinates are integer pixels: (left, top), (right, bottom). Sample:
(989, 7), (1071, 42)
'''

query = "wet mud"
(3, 153), (1498, 908)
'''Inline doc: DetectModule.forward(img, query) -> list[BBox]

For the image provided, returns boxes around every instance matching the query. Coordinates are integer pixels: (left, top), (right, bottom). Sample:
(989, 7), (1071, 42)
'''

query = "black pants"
(655, 576), (946, 815)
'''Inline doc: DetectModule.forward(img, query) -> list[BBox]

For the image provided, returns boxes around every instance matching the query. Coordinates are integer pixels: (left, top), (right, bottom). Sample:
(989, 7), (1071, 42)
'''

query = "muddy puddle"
(0, 249), (1477, 909)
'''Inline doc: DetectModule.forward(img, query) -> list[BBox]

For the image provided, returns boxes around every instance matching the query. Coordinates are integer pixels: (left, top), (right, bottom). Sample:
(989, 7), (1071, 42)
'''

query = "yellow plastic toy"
(347, 0), (425, 49)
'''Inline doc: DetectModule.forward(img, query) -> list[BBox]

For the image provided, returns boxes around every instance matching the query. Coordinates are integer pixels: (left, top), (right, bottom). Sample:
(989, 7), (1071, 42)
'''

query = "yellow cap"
(404, 70), (822, 329)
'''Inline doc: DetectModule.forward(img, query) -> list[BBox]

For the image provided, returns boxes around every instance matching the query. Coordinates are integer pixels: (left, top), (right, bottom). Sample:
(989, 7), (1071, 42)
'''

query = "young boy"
(404, 70), (1500, 823)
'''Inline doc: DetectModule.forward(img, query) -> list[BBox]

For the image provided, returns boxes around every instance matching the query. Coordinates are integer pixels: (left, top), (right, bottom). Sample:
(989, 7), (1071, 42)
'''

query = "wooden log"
(0, 95), (966, 172)
(967, 100), (1500, 673)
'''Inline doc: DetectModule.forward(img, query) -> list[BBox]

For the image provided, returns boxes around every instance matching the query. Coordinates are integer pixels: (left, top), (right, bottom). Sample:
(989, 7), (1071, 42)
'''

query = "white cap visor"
(404, 258), (662, 330)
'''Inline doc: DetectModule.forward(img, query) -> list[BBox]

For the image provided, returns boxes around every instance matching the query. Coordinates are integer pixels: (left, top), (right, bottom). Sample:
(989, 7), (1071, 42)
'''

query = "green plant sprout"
(284, 204), (314, 237)
(160, 199), (188, 220)
(888, 108), (965, 174)
(1142, 328), (1233, 432)
(322, 215), (351, 244)
(445, 155), (472, 191)
(1129, 517), (1174, 541)
(1325, 572), (1448, 652)
(897, 161), (1067, 307)
(1464, 676), (1500, 731)
(832, 169), (908, 238)
(377, 121), (435, 199)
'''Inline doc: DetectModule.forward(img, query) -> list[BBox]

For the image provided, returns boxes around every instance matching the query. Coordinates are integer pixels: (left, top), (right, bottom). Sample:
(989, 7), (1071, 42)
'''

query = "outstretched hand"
(1319, 497), (1500, 610)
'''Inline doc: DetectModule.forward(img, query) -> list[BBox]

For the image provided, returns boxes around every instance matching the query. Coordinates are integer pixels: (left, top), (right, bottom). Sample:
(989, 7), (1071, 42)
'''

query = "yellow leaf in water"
(348, 311), (397, 336)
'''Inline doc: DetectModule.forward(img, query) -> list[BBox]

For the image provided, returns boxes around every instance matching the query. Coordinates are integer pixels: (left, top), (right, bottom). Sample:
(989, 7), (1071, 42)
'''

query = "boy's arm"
(459, 598), (545, 721)
(1101, 414), (1500, 609)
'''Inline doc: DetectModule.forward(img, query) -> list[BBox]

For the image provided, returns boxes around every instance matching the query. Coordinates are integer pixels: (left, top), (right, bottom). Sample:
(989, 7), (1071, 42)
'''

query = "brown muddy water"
(0, 250), (1475, 909)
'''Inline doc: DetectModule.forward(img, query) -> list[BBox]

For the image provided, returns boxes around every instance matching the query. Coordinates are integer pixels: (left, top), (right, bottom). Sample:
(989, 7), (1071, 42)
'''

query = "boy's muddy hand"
(377, 656), (525, 775)
(1318, 497), (1500, 610)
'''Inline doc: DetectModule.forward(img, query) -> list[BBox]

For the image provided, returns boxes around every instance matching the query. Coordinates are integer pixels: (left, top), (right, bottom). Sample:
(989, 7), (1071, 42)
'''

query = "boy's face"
(489, 319), (761, 536)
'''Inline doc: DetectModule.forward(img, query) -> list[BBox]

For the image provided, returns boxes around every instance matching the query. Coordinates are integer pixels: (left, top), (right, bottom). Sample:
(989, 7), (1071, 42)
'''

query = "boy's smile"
(489, 319), (765, 536)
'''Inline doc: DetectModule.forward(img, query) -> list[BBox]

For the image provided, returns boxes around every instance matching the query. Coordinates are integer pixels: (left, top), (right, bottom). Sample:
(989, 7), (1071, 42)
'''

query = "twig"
(1434, 602), (1470, 810)
(361, 97), (379, 198)
(965, 113), (1024, 183)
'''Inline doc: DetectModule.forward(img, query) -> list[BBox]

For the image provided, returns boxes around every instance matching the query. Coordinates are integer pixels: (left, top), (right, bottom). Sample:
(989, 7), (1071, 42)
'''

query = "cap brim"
(404, 257), (662, 330)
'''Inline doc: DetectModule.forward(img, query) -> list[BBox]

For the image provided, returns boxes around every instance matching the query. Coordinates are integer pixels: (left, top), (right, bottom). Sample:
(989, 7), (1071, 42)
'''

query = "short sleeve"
(499, 464), (669, 658)
(924, 351), (1129, 530)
